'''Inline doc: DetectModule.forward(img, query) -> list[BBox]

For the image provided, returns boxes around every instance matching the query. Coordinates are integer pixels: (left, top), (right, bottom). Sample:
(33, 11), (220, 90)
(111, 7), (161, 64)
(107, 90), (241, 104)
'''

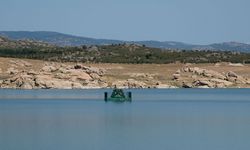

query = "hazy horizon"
(1, 30), (250, 45)
(1, 0), (250, 45)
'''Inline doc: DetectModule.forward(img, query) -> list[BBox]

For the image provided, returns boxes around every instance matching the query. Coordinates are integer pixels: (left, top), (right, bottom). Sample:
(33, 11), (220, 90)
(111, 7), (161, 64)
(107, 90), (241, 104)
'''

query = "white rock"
(228, 63), (244, 67)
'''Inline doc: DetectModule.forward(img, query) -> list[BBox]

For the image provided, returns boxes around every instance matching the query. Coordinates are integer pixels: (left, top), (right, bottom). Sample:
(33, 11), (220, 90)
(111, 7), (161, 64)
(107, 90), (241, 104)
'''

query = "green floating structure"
(104, 88), (132, 102)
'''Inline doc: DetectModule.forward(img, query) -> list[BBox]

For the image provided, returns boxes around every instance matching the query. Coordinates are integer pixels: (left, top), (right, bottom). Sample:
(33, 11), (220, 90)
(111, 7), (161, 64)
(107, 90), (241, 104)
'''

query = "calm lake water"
(0, 89), (250, 150)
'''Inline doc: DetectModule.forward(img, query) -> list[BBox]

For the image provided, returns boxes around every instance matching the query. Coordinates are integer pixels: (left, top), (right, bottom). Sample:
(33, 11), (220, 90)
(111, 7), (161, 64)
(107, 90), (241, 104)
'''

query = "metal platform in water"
(104, 88), (132, 102)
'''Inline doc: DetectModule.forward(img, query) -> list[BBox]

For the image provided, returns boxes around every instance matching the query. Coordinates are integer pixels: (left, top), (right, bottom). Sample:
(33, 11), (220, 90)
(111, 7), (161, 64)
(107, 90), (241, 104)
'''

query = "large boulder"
(74, 64), (83, 69)
(35, 75), (73, 89)
(183, 67), (189, 72)
(7, 67), (18, 75)
(193, 67), (204, 75)
(1, 72), (35, 89)
(20, 82), (33, 89)
(34, 75), (53, 88)
(226, 71), (246, 84)
(89, 73), (100, 80)
(126, 79), (146, 88)
(112, 79), (146, 88)
(27, 70), (39, 75)
(228, 63), (244, 67)
(24, 61), (32, 67)
(175, 69), (181, 74)
(203, 70), (226, 80)
(227, 71), (238, 78)
(172, 73), (181, 80)
(54, 73), (71, 80)
(182, 82), (192, 88)
(82, 66), (105, 76)
(235, 76), (247, 84)
(50, 80), (73, 89)
(246, 80), (250, 85)
(58, 67), (68, 73)
(67, 69), (92, 81)
(210, 78), (233, 87)
(154, 82), (176, 88)
(194, 80), (214, 87)
(41, 66), (57, 72)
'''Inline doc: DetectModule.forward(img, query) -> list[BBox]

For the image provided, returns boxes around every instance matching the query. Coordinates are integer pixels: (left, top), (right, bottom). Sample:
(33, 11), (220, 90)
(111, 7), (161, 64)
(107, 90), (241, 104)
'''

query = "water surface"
(0, 89), (250, 150)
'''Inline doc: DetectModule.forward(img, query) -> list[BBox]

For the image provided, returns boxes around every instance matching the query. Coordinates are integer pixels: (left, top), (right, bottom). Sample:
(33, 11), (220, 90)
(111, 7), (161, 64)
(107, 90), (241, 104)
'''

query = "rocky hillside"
(0, 31), (122, 46)
(1, 31), (250, 52)
(1, 37), (250, 64)
(0, 36), (53, 49)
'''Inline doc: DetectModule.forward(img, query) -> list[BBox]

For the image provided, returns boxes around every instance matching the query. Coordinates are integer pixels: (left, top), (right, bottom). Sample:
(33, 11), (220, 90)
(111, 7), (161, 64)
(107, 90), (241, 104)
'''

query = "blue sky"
(0, 0), (250, 44)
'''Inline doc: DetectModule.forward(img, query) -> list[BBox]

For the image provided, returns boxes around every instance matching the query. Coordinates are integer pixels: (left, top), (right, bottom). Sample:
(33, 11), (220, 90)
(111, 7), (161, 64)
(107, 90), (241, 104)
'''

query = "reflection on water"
(0, 89), (250, 150)
(0, 88), (250, 101)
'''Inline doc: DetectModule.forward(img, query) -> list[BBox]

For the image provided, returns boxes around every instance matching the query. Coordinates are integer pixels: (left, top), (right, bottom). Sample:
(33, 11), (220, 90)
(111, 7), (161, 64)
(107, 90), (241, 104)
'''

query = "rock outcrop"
(112, 79), (147, 88)
(1, 59), (250, 89)
(174, 67), (249, 88)
(0, 63), (107, 89)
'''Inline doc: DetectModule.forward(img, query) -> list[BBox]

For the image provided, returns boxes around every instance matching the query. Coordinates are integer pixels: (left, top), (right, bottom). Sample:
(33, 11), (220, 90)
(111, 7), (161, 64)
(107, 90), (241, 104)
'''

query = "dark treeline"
(0, 44), (250, 64)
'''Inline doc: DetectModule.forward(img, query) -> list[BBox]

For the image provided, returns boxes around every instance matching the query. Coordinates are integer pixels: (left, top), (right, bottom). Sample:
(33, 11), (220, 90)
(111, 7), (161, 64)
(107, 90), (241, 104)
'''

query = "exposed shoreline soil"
(0, 57), (250, 89)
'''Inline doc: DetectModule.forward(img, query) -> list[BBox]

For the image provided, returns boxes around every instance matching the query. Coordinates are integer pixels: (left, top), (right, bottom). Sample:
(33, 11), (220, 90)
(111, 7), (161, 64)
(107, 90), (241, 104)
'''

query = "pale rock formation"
(228, 63), (244, 67)
(7, 68), (18, 75)
(209, 78), (233, 87)
(182, 82), (192, 88)
(68, 69), (92, 81)
(227, 71), (238, 78)
(112, 79), (146, 88)
(174, 67), (248, 88)
(41, 66), (57, 72)
(20, 82), (33, 89)
(194, 80), (214, 87)
(203, 70), (226, 80)
(172, 73), (181, 80)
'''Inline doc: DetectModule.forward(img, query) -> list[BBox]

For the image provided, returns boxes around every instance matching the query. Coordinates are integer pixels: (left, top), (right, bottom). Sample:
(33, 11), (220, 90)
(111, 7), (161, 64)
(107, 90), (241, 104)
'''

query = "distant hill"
(0, 36), (53, 49)
(1, 36), (250, 64)
(0, 31), (123, 46)
(1, 31), (250, 52)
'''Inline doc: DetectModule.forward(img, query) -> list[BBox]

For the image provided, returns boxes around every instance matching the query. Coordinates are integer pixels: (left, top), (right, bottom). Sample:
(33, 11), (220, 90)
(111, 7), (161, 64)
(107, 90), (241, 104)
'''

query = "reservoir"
(0, 89), (250, 150)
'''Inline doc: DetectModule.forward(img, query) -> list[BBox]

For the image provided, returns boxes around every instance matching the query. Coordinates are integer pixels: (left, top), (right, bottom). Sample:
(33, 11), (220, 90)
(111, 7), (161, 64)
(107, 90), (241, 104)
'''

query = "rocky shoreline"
(173, 66), (250, 88)
(0, 58), (177, 89)
(0, 62), (175, 89)
(0, 62), (108, 89)
(0, 58), (250, 89)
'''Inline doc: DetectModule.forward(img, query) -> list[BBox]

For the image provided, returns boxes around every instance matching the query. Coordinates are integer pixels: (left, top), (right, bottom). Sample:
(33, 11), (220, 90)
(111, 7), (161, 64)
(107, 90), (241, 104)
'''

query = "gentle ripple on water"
(0, 89), (250, 150)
